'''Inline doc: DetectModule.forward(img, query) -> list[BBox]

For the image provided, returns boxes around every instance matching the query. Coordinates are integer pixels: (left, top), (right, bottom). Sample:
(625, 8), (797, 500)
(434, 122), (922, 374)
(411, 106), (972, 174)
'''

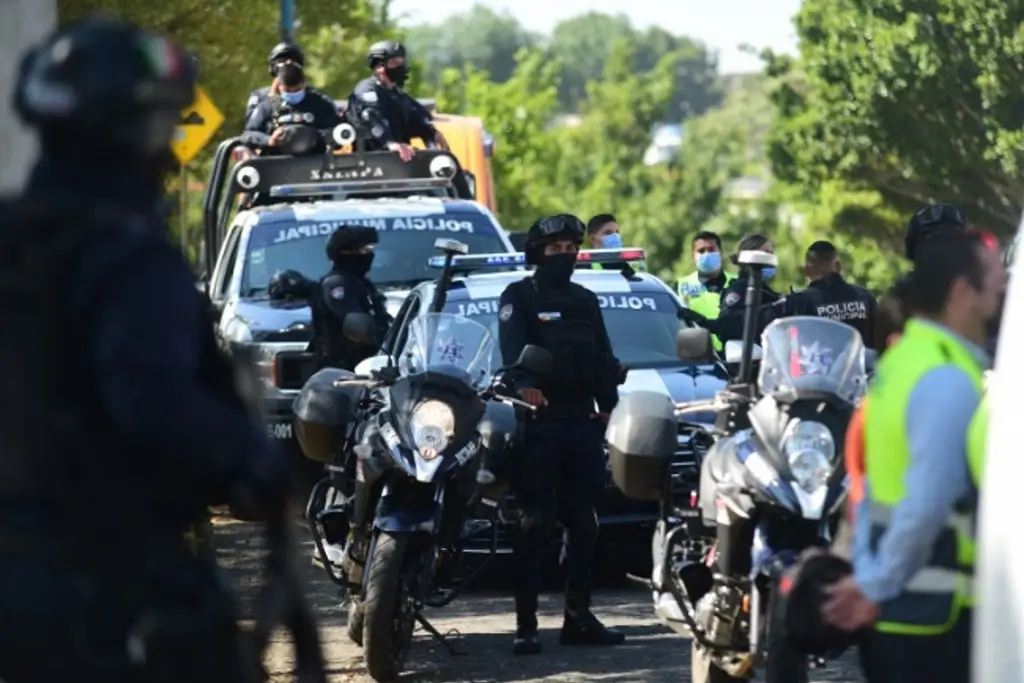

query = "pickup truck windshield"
(241, 210), (508, 295)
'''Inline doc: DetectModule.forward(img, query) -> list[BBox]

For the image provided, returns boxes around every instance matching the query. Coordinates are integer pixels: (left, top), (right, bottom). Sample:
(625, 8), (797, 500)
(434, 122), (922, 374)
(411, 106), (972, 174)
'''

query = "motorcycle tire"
(347, 597), (365, 646)
(690, 641), (749, 683)
(764, 586), (809, 683)
(362, 532), (416, 682)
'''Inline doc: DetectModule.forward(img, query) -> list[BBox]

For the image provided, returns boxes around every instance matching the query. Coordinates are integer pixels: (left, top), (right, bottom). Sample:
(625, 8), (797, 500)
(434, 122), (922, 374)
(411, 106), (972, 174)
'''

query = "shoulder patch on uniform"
(724, 292), (740, 307)
(499, 303), (513, 322)
(360, 91), (378, 104)
(330, 286), (345, 300)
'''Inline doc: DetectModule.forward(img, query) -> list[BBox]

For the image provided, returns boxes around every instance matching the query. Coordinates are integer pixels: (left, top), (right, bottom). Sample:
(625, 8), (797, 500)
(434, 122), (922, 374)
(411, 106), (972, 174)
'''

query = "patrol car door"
(209, 224), (244, 324)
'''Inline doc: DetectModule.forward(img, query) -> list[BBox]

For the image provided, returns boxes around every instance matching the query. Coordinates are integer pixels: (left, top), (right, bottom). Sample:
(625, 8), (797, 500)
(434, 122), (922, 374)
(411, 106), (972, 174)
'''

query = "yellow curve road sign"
(172, 87), (224, 166)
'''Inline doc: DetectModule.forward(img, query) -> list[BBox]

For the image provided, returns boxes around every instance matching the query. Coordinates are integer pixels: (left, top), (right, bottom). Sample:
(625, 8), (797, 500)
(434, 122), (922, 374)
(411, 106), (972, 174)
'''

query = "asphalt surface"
(214, 514), (863, 682)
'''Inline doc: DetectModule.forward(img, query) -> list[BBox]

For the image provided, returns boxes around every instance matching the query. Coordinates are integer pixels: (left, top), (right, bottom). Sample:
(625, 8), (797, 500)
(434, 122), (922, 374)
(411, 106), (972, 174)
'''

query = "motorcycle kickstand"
(415, 610), (466, 656)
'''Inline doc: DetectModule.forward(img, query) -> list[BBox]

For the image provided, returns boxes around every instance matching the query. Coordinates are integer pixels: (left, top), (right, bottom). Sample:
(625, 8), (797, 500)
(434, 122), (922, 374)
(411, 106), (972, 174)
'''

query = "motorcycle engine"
(695, 583), (747, 648)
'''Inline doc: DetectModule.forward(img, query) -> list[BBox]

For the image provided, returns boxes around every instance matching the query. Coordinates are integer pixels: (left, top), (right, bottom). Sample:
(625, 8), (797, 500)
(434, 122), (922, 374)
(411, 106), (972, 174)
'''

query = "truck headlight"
(782, 420), (834, 493)
(410, 400), (455, 460)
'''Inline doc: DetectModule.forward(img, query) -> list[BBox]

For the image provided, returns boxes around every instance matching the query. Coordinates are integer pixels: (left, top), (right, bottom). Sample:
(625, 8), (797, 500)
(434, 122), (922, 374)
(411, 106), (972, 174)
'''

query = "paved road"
(214, 514), (862, 682)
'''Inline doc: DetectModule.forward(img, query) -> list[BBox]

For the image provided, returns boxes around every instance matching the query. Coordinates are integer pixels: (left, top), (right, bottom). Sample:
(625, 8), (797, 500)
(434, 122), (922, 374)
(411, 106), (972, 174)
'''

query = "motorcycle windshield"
(399, 313), (496, 388)
(759, 316), (867, 404)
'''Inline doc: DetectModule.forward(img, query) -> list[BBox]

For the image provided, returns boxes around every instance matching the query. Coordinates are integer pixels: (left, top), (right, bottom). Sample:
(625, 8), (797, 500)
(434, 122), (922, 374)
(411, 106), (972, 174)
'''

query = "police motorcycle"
(608, 251), (867, 683)
(293, 240), (551, 682)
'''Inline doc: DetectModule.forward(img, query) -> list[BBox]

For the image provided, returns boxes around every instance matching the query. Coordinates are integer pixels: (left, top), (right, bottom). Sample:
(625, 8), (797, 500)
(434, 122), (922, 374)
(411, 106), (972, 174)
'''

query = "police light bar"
(426, 248), (646, 272)
(269, 177), (451, 198)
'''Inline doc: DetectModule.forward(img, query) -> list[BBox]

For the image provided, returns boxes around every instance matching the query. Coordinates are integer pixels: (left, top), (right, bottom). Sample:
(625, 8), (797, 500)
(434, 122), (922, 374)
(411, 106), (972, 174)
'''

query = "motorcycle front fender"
(372, 480), (444, 533)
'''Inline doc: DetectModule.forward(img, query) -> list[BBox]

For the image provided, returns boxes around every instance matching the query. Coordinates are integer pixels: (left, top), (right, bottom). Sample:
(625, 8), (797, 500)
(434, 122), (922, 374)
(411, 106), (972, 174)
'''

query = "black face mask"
(277, 63), (304, 88)
(335, 252), (375, 276)
(385, 65), (408, 88)
(534, 252), (576, 286)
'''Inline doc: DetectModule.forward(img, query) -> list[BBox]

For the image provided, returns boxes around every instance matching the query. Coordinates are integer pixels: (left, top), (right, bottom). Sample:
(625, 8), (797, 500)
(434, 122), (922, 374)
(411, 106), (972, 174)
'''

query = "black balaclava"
(335, 251), (375, 277)
(385, 64), (408, 88)
(533, 248), (577, 287)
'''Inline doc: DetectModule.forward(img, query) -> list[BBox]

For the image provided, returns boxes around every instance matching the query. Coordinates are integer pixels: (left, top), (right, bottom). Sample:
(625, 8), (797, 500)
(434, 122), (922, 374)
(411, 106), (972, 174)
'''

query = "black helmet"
(367, 40), (406, 69)
(326, 226), (379, 262)
(905, 203), (965, 260)
(524, 214), (585, 264)
(268, 269), (313, 301)
(778, 550), (858, 656)
(14, 18), (195, 159)
(267, 41), (305, 76)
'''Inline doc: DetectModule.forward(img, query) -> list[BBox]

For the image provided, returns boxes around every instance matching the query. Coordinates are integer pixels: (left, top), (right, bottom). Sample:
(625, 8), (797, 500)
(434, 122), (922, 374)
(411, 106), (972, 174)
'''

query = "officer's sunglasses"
(913, 203), (965, 228)
(535, 217), (582, 239)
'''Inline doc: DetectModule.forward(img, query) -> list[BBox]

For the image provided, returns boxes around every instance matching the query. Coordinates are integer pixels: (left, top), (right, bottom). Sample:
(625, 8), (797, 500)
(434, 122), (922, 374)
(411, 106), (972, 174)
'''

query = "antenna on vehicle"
(429, 238), (471, 313)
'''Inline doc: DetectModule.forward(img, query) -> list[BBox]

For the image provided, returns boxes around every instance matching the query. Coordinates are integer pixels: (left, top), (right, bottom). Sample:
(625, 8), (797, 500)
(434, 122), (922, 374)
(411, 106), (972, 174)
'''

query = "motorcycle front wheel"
(363, 532), (417, 682)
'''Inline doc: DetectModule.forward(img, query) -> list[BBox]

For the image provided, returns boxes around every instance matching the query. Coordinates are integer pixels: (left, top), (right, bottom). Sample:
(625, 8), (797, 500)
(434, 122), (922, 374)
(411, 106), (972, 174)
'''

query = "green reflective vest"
(863, 320), (984, 635)
(676, 271), (735, 350)
(967, 396), (987, 490)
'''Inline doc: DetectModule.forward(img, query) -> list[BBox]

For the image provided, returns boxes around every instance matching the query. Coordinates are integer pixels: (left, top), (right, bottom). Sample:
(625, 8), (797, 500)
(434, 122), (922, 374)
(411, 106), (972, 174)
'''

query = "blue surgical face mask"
(762, 267), (776, 281)
(602, 232), (623, 249)
(695, 251), (721, 274)
(281, 89), (307, 105)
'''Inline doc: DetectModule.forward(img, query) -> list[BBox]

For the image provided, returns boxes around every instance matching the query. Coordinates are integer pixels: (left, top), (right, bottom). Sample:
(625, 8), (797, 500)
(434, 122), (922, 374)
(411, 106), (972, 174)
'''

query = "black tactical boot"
(513, 595), (542, 655)
(560, 589), (626, 646)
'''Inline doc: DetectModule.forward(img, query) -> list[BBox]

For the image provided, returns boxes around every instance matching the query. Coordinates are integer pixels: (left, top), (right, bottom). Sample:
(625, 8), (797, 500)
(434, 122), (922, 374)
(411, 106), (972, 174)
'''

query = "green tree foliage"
(403, 6), (539, 88)
(767, 0), (1024, 233)
(58, 0), (394, 137)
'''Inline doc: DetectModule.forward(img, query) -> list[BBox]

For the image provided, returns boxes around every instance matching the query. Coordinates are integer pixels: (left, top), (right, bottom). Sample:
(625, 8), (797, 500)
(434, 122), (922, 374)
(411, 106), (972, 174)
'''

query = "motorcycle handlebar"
(490, 394), (538, 412)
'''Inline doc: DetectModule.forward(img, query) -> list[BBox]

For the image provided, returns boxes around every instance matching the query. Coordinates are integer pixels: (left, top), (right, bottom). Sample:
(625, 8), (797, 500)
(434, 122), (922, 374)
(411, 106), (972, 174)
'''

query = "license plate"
(267, 422), (293, 440)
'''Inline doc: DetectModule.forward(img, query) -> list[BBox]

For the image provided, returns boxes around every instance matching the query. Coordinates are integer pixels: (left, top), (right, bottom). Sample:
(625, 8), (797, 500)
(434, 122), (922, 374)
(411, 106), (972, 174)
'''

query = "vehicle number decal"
(267, 422), (293, 440)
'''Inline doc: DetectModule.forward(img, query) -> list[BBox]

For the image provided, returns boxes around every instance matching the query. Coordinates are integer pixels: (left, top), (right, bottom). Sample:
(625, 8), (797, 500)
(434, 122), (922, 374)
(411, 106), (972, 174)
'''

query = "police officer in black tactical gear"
(801, 240), (878, 348)
(347, 40), (448, 161)
(498, 214), (627, 655)
(718, 233), (782, 316)
(244, 41), (307, 126)
(309, 225), (393, 371)
(0, 18), (289, 683)
(243, 54), (341, 155)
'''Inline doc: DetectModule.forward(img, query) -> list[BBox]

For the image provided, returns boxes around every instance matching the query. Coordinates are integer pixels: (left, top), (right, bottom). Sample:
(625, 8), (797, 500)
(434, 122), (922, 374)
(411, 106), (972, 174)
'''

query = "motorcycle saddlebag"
(607, 390), (678, 501)
(292, 368), (363, 463)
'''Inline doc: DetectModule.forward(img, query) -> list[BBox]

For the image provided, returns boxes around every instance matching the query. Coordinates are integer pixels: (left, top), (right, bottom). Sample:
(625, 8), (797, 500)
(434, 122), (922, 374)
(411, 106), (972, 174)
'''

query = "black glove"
(678, 307), (709, 326)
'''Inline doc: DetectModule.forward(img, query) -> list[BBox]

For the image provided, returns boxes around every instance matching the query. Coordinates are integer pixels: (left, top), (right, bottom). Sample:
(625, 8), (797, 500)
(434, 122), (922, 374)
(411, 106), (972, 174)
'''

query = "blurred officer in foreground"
(243, 55), (341, 155)
(347, 40), (447, 161)
(719, 233), (781, 316)
(822, 231), (1004, 683)
(498, 215), (627, 655)
(0, 18), (289, 683)
(244, 41), (306, 126)
(310, 225), (392, 371)
(676, 230), (734, 350)
(802, 240), (878, 348)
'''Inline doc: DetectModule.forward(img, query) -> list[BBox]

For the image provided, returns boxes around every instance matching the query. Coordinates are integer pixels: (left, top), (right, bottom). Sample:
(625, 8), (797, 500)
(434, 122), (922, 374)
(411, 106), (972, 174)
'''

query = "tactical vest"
(861, 319), (983, 634)
(311, 274), (389, 371)
(677, 271), (735, 350)
(520, 279), (605, 411)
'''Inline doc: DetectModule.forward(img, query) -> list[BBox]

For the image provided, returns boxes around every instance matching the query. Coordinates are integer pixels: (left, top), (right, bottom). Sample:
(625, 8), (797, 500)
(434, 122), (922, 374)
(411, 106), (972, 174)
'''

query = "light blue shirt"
(852, 321), (988, 604)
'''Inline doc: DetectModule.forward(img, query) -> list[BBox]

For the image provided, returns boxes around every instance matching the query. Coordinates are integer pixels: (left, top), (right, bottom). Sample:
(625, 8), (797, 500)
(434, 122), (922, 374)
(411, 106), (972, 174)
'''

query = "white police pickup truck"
(198, 137), (516, 456)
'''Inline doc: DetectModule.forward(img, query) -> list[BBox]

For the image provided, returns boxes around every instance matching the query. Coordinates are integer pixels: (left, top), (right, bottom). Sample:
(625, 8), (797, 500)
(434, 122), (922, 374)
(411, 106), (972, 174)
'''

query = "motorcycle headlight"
(782, 420), (835, 493)
(409, 400), (455, 460)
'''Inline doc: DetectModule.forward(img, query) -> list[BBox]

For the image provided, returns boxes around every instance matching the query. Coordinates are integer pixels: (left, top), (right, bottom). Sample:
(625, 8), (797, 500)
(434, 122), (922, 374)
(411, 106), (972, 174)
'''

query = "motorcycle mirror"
(676, 328), (712, 361)
(516, 344), (553, 376)
(342, 312), (376, 345)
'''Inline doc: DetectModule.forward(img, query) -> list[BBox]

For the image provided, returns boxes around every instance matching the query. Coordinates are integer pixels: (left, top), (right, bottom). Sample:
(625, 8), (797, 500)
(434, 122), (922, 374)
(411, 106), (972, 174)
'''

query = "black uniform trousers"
(510, 415), (606, 628)
(859, 611), (971, 683)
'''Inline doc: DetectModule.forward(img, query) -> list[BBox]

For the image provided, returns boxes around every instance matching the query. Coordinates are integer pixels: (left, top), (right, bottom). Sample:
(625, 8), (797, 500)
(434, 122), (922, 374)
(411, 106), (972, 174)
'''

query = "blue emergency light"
(426, 248), (646, 272)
